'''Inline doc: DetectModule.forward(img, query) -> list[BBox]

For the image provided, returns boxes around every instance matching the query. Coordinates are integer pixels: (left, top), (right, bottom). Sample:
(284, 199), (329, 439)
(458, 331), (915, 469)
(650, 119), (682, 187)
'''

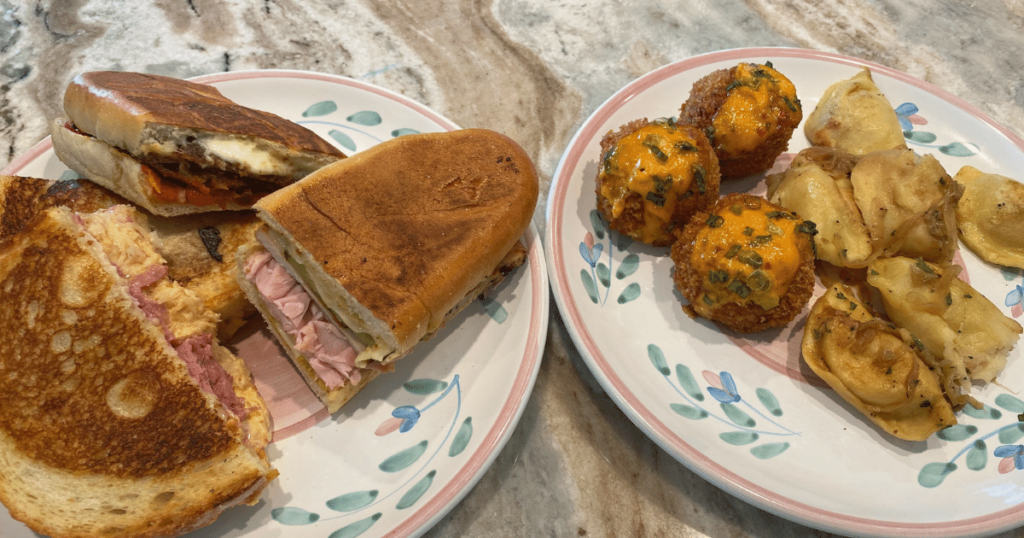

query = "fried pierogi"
(802, 283), (956, 441)
(768, 147), (959, 267)
(766, 147), (872, 267)
(954, 165), (1024, 269)
(804, 67), (907, 156)
(867, 257), (1021, 401)
(851, 149), (961, 264)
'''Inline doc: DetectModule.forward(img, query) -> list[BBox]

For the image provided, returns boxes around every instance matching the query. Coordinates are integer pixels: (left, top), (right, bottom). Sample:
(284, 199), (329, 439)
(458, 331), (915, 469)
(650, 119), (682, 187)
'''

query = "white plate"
(1, 70), (549, 538)
(545, 48), (1024, 538)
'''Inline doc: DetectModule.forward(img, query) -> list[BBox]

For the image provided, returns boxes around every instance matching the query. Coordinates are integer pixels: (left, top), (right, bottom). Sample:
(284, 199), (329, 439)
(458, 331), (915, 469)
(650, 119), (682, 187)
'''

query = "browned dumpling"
(954, 165), (1024, 269)
(867, 257), (1022, 399)
(802, 283), (956, 441)
(850, 148), (961, 264)
(804, 67), (907, 156)
(766, 146), (872, 267)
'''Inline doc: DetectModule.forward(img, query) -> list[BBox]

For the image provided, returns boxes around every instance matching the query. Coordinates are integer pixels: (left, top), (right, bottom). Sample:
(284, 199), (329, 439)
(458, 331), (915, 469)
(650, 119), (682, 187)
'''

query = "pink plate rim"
(546, 47), (1024, 538)
(1, 69), (548, 538)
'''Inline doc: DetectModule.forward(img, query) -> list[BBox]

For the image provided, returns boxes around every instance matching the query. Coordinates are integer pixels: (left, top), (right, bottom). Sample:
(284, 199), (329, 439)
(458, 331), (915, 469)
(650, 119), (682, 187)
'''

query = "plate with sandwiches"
(546, 48), (1024, 537)
(0, 70), (548, 538)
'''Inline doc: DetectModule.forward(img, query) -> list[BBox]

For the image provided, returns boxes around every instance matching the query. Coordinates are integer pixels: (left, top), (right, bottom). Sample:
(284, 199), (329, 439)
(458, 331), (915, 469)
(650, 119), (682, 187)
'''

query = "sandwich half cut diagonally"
(236, 128), (539, 413)
(51, 71), (346, 216)
(0, 174), (261, 340)
(0, 205), (274, 538)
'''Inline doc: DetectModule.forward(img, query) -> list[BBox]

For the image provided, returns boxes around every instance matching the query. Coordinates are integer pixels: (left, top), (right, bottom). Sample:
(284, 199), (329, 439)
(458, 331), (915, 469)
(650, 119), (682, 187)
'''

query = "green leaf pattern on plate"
(272, 507), (321, 525)
(404, 379), (448, 395)
(271, 376), (471, 532)
(327, 491), (379, 512)
(651, 343), (797, 459)
(648, 343), (669, 376)
(380, 441), (429, 473)
(328, 513), (382, 538)
(449, 418), (473, 457)
(918, 392), (1024, 487)
(396, 471), (436, 510)
(347, 110), (382, 125)
(580, 210), (641, 306)
(303, 100), (338, 117)
(329, 129), (357, 152)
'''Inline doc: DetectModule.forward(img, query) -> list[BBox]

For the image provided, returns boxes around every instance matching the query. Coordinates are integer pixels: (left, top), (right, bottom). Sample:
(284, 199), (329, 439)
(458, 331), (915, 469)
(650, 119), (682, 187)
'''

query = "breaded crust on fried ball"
(680, 62), (802, 180)
(671, 193), (817, 333)
(595, 117), (720, 247)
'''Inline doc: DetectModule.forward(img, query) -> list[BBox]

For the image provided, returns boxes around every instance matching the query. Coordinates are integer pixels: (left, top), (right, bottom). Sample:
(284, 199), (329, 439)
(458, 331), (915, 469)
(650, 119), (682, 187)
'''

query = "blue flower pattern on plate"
(897, 101), (978, 156)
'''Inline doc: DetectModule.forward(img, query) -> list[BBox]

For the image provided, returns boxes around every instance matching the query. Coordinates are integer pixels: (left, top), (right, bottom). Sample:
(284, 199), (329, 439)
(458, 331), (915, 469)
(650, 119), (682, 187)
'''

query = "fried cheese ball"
(680, 62), (802, 180)
(595, 118), (720, 247)
(671, 193), (817, 333)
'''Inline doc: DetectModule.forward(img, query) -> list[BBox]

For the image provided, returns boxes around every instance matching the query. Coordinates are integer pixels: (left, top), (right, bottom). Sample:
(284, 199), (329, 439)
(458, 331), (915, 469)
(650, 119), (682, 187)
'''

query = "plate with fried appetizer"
(546, 47), (1024, 537)
(0, 70), (548, 538)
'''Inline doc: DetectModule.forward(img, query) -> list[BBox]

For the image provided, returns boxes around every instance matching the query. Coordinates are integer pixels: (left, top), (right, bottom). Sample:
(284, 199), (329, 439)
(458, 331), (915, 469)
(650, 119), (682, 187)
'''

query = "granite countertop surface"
(3, 1), (1024, 537)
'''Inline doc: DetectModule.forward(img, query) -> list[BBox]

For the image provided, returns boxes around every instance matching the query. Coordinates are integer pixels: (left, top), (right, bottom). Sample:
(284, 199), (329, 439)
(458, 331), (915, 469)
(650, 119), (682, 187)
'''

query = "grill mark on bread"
(0, 176), (125, 242)
(0, 215), (237, 478)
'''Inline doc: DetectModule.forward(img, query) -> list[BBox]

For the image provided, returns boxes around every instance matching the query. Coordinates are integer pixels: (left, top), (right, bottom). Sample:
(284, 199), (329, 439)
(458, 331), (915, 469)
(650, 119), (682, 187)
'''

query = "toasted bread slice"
(0, 175), (258, 339)
(0, 206), (273, 537)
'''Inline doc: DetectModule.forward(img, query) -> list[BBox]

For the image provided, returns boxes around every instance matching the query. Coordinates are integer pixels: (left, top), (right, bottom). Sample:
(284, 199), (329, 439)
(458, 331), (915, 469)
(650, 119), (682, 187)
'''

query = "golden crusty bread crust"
(0, 175), (257, 338)
(63, 71), (344, 172)
(254, 129), (539, 357)
(0, 207), (272, 538)
(0, 174), (126, 241)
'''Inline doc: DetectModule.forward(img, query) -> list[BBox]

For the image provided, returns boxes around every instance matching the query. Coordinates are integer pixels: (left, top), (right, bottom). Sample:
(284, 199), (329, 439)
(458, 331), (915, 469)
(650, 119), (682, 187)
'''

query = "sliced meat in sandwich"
(50, 71), (346, 216)
(236, 129), (539, 413)
(0, 204), (274, 538)
(0, 174), (260, 339)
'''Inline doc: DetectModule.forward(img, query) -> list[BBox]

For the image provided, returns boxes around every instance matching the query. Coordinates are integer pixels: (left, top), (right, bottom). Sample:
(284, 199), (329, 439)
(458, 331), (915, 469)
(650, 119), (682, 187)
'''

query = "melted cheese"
(689, 199), (803, 312)
(598, 120), (708, 243)
(145, 134), (297, 177)
(202, 137), (287, 176)
(712, 63), (798, 158)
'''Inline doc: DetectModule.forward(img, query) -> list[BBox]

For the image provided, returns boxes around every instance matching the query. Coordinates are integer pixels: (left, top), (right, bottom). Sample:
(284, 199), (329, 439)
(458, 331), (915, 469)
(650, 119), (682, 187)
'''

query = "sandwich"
(148, 210), (263, 340)
(50, 71), (346, 217)
(0, 174), (260, 339)
(236, 128), (539, 412)
(0, 204), (274, 538)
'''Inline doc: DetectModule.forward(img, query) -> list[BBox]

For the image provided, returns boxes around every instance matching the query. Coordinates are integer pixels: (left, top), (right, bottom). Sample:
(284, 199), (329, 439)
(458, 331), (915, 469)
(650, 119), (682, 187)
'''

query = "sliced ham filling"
(244, 249), (363, 389)
(83, 206), (249, 420)
(125, 263), (250, 419)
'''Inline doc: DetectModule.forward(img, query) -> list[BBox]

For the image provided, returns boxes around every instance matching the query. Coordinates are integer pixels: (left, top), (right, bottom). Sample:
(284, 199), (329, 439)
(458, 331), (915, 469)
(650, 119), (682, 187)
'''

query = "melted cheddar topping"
(711, 63), (799, 158)
(690, 198), (808, 313)
(598, 119), (709, 243)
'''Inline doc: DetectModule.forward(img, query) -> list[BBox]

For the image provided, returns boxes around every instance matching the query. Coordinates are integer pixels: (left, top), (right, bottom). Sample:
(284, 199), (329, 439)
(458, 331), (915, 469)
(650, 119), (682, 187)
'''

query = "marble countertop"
(3, 1), (1024, 537)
